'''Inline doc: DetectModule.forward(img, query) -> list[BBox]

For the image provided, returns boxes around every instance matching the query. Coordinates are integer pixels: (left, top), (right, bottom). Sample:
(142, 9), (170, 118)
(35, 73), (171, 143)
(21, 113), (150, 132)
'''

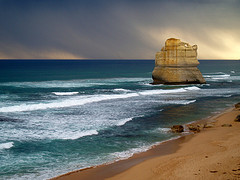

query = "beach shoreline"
(52, 105), (240, 180)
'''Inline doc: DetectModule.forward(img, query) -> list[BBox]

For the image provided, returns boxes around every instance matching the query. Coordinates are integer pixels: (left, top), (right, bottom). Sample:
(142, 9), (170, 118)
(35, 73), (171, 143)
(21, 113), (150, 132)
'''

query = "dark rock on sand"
(210, 170), (218, 173)
(234, 115), (240, 122)
(171, 125), (184, 133)
(235, 103), (240, 110)
(187, 124), (203, 132)
(221, 124), (232, 127)
(204, 123), (214, 128)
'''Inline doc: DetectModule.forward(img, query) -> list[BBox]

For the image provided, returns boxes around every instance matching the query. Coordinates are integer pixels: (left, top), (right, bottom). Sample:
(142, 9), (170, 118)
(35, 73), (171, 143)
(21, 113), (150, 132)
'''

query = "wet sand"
(52, 106), (240, 180)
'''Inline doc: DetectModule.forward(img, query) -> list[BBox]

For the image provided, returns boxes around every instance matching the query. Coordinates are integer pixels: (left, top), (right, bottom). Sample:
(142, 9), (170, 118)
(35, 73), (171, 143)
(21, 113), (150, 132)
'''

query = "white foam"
(157, 128), (171, 133)
(0, 93), (139, 112)
(0, 85), (201, 113)
(183, 86), (200, 91)
(110, 78), (150, 82)
(224, 95), (232, 97)
(139, 88), (186, 95)
(110, 145), (150, 161)
(52, 92), (79, 96)
(218, 74), (230, 77)
(59, 130), (98, 140)
(116, 118), (133, 126)
(113, 88), (131, 93)
(168, 100), (196, 105)
(199, 84), (210, 87)
(0, 142), (14, 150)
(109, 136), (182, 163)
(204, 73), (240, 82)
(204, 73), (231, 80)
(212, 77), (229, 80)
(147, 100), (196, 105)
(180, 100), (196, 104)
(142, 83), (163, 86)
(139, 86), (200, 96)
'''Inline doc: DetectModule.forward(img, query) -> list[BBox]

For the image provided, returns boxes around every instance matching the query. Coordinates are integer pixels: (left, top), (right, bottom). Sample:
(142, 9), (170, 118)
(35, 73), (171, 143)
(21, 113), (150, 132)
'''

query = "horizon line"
(0, 58), (239, 61)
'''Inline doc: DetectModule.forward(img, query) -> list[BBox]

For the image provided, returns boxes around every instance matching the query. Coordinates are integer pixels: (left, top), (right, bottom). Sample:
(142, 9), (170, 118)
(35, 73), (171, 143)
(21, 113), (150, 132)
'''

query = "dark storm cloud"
(0, 0), (239, 59)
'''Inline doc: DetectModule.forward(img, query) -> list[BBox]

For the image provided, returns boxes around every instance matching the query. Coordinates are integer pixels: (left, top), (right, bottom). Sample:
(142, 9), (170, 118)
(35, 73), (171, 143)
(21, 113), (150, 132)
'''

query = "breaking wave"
(204, 72), (240, 82)
(0, 142), (14, 150)
(0, 93), (139, 113)
(153, 128), (171, 134)
(116, 118), (133, 126)
(108, 136), (182, 162)
(139, 86), (200, 95)
(169, 100), (196, 105)
(113, 88), (131, 93)
(184, 86), (200, 90)
(58, 130), (99, 140)
(204, 72), (231, 80)
(0, 86), (199, 113)
(52, 92), (79, 96)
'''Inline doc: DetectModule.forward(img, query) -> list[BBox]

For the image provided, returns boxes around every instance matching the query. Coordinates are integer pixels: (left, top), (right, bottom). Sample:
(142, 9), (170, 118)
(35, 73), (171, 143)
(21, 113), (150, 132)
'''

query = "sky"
(0, 0), (239, 60)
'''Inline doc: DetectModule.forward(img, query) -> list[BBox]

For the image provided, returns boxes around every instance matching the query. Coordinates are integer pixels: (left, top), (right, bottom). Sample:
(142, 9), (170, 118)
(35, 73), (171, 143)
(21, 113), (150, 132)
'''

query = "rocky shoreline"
(171, 102), (240, 134)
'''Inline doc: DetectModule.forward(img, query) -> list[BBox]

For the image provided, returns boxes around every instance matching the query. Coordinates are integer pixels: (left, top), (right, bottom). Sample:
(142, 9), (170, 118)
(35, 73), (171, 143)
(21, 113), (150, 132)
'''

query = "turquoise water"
(0, 60), (240, 179)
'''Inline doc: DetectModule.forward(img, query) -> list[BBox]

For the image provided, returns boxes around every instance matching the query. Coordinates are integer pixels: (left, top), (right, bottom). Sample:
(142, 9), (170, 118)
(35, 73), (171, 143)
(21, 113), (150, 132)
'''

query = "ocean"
(0, 60), (240, 179)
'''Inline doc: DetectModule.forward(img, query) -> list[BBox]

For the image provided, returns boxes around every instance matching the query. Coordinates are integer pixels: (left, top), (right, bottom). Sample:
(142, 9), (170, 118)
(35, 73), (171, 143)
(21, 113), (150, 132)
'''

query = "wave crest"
(113, 88), (131, 93)
(0, 142), (14, 150)
(58, 130), (98, 140)
(52, 92), (79, 96)
(0, 87), (199, 113)
(116, 118), (133, 126)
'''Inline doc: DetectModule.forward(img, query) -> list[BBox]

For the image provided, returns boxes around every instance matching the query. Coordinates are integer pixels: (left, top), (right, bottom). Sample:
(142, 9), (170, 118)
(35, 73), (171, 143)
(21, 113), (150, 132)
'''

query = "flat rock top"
(164, 38), (197, 51)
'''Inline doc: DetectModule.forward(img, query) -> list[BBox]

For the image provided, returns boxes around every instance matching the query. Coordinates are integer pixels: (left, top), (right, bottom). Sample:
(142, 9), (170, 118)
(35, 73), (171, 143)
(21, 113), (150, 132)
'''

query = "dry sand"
(53, 106), (240, 180)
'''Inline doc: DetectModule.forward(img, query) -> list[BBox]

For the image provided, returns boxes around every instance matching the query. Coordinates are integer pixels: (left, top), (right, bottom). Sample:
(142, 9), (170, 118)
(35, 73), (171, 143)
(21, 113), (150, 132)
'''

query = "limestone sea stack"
(152, 38), (206, 84)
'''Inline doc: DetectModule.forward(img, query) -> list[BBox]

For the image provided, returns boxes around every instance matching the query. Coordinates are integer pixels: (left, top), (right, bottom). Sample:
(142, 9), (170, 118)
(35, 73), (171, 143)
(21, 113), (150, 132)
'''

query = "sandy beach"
(52, 104), (240, 180)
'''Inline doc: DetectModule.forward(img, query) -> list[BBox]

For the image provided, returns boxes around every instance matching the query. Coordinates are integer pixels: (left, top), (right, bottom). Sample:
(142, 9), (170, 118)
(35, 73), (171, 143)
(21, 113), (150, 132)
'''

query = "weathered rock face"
(152, 38), (206, 84)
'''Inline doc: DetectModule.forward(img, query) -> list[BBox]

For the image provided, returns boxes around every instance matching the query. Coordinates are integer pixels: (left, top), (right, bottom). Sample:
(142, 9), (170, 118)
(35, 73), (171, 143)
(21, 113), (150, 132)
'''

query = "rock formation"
(152, 38), (206, 84)
(187, 124), (203, 133)
(171, 125), (184, 133)
(234, 115), (240, 122)
(235, 102), (240, 110)
(221, 124), (232, 127)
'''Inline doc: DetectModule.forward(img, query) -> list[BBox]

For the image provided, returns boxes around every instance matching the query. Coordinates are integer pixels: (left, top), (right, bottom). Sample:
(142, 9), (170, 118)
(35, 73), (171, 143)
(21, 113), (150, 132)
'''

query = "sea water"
(0, 60), (240, 179)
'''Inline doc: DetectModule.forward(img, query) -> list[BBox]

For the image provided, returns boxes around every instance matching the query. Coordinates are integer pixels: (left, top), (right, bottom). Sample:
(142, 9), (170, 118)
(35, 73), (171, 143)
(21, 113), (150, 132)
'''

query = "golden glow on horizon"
(39, 49), (84, 59)
(0, 30), (239, 60)
(0, 48), (84, 59)
(140, 27), (240, 60)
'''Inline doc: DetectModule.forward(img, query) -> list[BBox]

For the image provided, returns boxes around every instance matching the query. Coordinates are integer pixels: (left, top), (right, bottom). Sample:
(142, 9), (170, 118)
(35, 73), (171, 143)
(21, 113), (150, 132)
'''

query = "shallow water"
(0, 60), (240, 179)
